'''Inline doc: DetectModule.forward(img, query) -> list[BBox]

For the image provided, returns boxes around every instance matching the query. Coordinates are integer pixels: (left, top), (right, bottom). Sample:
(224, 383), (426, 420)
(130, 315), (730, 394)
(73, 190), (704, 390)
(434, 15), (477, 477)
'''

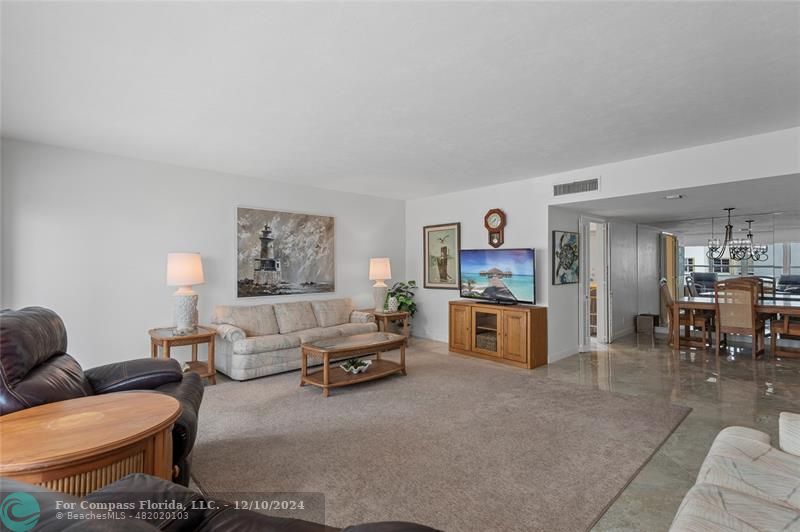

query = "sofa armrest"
(85, 358), (183, 394)
(213, 323), (246, 342)
(350, 311), (375, 324)
(779, 412), (800, 456)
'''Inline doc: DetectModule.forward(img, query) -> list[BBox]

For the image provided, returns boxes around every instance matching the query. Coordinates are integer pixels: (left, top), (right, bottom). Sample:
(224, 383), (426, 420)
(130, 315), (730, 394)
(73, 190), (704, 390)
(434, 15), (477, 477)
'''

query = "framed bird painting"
(423, 222), (461, 289)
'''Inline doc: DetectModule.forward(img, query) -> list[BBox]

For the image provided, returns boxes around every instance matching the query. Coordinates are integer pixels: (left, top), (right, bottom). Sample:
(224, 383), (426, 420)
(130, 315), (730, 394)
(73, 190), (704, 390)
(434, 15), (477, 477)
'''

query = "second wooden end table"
(149, 326), (217, 384)
(364, 310), (410, 337)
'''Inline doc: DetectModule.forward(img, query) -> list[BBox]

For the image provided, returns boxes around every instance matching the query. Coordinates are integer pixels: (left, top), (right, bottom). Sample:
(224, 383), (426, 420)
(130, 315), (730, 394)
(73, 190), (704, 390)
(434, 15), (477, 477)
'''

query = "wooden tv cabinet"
(449, 300), (547, 369)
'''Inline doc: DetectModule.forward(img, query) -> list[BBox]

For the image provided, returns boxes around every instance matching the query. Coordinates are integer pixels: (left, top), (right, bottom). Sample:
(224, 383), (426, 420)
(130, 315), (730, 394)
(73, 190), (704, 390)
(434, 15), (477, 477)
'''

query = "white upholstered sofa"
(669, 412), (800, 531)
(211, 298), (377, 381)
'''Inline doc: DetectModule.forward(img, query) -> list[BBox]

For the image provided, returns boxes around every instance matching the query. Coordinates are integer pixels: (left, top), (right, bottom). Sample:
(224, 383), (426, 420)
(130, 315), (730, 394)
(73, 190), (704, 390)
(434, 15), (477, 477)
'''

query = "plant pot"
(387, 296), (400, 312)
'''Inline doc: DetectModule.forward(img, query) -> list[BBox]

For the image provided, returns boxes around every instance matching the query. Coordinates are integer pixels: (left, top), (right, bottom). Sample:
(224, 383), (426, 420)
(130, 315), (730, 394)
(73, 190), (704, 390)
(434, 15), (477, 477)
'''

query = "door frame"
(579, 215), (610, 351)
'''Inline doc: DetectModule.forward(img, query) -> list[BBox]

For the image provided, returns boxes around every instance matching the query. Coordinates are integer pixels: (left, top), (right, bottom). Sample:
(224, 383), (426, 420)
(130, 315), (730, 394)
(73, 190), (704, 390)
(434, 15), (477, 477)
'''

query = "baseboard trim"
(612, 326), (635, 342)
(548, 347), (579, 363)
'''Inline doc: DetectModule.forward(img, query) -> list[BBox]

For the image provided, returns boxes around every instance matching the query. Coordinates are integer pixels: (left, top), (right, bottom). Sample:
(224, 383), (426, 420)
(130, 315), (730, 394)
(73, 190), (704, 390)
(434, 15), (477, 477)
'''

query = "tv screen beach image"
(460, 249), (535, 303)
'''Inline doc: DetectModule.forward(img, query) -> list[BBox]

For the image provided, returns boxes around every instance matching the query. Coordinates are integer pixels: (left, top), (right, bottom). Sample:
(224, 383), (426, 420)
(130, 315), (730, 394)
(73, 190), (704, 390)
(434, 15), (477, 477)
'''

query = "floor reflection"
(532, 334), (800, 531)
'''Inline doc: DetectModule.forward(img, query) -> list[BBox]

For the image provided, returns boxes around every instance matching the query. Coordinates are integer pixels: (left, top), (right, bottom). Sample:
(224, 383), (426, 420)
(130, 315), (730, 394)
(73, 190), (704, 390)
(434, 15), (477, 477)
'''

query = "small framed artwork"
(423, 223), (461, 289)
(552, 230), (579, 285)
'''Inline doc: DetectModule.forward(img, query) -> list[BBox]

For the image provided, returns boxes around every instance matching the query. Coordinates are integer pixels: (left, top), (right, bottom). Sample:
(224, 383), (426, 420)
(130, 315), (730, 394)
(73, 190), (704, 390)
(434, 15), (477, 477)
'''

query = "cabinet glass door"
(471, 308), (502, 357)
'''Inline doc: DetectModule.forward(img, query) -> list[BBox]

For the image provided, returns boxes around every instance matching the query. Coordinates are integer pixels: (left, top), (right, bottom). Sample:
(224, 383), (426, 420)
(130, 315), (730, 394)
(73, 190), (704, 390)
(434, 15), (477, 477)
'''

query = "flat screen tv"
(459, 248), (535, 304)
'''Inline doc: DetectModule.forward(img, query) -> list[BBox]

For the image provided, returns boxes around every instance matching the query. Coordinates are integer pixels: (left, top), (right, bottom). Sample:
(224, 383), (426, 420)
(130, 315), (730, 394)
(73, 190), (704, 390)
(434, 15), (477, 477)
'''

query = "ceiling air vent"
(553, 178), (599, 197)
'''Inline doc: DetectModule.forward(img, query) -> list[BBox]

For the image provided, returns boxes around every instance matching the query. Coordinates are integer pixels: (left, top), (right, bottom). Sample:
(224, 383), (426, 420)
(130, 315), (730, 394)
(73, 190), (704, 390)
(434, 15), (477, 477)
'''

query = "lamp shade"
(166, 253), (205, 286)
(369, 258), (391, 281)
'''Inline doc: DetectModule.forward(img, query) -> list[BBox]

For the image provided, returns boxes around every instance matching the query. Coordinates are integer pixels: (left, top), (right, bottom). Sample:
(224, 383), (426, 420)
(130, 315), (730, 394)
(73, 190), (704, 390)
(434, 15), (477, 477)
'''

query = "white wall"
(547, 207), (580, 359)
(405, 128), (799, 361)
(1, 139), (405, 368)
(404, 178), (551, 344)
(3, 128), (798, 367)
(608, 221), (638, 340)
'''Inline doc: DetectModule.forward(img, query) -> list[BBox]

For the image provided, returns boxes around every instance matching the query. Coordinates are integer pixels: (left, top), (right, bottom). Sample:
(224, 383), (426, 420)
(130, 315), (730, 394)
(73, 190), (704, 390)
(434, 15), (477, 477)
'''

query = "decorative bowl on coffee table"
(340, 358), (372, 374)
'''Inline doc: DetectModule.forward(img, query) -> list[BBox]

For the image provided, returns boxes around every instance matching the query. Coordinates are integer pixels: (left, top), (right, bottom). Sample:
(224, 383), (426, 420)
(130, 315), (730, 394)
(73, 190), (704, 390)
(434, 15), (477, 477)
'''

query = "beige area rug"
(192, 348), (690, 531)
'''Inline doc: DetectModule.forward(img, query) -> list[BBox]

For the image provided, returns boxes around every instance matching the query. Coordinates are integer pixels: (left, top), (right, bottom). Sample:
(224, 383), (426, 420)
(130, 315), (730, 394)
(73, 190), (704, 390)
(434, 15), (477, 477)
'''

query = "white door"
(579, 217), (609, 350)
(594, 223), (609, 343)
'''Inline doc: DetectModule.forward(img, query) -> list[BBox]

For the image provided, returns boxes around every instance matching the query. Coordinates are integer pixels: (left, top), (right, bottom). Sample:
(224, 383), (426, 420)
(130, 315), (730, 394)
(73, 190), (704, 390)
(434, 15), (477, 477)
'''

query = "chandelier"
(706, 208), (768, 262)
(729, 220), (768, 262)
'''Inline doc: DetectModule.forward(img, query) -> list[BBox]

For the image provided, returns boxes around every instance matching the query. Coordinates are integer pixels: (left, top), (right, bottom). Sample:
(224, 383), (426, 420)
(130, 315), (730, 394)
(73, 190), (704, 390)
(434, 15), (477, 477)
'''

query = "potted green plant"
(386, 280), (417, 317)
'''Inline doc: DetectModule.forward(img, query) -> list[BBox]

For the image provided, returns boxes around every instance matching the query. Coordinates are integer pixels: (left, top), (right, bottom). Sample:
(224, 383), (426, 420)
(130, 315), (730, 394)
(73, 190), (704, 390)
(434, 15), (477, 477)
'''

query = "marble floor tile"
(529, 335), (800, 531)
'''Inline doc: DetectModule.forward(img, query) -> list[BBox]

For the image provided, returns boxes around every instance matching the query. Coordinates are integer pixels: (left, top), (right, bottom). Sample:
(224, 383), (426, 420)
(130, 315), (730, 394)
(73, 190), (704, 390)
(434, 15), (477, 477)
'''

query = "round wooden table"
(0, 392), (181, 496)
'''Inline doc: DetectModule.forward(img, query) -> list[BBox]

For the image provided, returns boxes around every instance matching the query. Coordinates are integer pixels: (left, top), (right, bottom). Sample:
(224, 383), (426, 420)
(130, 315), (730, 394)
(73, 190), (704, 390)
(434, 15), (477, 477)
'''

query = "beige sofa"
(669, 412), (800, 531)
(211, 298), (377, 381)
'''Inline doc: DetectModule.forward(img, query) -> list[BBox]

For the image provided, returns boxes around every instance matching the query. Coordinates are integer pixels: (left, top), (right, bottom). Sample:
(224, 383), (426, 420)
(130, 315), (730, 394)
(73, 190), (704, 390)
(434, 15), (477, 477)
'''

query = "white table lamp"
(369, 258), (391, 312)
(167, 252), (205, 334)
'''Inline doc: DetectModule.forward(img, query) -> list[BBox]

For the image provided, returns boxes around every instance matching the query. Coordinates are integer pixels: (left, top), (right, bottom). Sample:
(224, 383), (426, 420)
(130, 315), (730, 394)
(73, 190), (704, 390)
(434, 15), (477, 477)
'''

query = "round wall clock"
(484, 208), (506, 248)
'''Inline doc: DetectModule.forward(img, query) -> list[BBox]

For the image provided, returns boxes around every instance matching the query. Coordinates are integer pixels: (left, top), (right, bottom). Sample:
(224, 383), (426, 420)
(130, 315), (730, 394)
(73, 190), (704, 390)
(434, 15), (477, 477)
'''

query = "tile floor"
(518, 334), (798, 531)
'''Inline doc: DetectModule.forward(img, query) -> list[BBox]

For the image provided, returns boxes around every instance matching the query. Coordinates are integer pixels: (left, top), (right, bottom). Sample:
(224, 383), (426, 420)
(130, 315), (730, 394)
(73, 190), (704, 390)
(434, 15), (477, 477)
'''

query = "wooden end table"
(0, 392), (181, 496)
(300, 332), (407, 397)
(149, 326), (217, 384)
(363, 310), (410, 337)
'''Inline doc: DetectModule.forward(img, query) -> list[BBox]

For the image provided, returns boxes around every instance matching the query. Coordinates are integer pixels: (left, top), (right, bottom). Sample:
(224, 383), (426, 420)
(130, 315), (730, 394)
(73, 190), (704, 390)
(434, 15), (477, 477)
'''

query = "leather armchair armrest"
(212, 323), (246, 342)
(779, 411), (800, 456)
(85, 358), (183, 394)
(350, 311), (375, 324)
(155, 372), (204, 484)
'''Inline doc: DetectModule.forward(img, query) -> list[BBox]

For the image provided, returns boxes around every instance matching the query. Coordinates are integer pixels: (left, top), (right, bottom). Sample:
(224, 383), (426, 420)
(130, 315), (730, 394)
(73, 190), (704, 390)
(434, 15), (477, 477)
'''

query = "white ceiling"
(2, 2), (799, 199)
(559, 174), (800, 224)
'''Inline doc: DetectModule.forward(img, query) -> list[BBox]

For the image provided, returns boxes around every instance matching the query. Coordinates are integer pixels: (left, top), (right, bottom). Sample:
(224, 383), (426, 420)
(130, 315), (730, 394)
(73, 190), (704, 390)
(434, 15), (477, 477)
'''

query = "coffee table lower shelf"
(301, 359), (405, 396)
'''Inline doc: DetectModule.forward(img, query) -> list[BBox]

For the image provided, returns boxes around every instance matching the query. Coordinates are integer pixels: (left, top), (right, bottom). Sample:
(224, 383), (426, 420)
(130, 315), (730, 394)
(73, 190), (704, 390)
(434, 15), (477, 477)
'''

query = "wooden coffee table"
(300, 332), (407, 397)
(0, 392), (181, 496)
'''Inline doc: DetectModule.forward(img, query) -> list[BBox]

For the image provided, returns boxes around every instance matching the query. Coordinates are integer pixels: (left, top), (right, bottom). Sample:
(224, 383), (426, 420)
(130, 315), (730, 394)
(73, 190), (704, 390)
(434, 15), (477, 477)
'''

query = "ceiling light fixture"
(706, 208), (768, 262)
(729, 220), (768, 262)
(663, 194), (685, 200)
(707, 208), (735, 260)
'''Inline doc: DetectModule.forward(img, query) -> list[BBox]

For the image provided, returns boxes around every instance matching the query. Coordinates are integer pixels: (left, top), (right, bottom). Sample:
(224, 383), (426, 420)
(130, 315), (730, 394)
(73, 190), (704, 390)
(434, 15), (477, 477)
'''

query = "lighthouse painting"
(237, 207), (335, 297)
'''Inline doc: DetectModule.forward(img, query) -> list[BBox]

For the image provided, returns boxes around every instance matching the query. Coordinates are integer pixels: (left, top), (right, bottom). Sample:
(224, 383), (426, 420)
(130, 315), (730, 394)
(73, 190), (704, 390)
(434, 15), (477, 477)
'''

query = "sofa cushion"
(349, 311), (375, 324)
(310, 299), (354, 327)
(233, 335), (302, 355)
(670, 483), (800, 532)
(292, 327), (342, 344)
(698, 454), (800, 511)
(274, 302), (319, 333)
(332, 323), (379, 336)
(697, 427), (800, 510)
(212, 304), (279, 336)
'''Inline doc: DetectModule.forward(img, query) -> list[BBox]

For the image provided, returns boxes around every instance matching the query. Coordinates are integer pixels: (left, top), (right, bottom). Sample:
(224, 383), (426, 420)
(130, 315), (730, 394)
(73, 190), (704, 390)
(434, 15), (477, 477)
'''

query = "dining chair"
(714, 278), (766, 359)
(660, 278), (711, 348)
(685, 277), (700, 297)
(770, 315), (800, 358)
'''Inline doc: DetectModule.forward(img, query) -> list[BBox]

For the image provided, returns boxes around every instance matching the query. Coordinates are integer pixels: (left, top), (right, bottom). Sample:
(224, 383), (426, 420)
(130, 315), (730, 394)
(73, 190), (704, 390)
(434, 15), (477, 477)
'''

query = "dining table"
(698, 291), (800, 301)
(672, 296), (800, 350)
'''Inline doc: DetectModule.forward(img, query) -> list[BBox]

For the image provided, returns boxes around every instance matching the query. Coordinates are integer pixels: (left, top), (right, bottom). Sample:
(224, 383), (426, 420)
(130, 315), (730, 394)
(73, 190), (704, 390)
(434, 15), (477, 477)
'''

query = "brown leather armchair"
(0, 307), (204, 486)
